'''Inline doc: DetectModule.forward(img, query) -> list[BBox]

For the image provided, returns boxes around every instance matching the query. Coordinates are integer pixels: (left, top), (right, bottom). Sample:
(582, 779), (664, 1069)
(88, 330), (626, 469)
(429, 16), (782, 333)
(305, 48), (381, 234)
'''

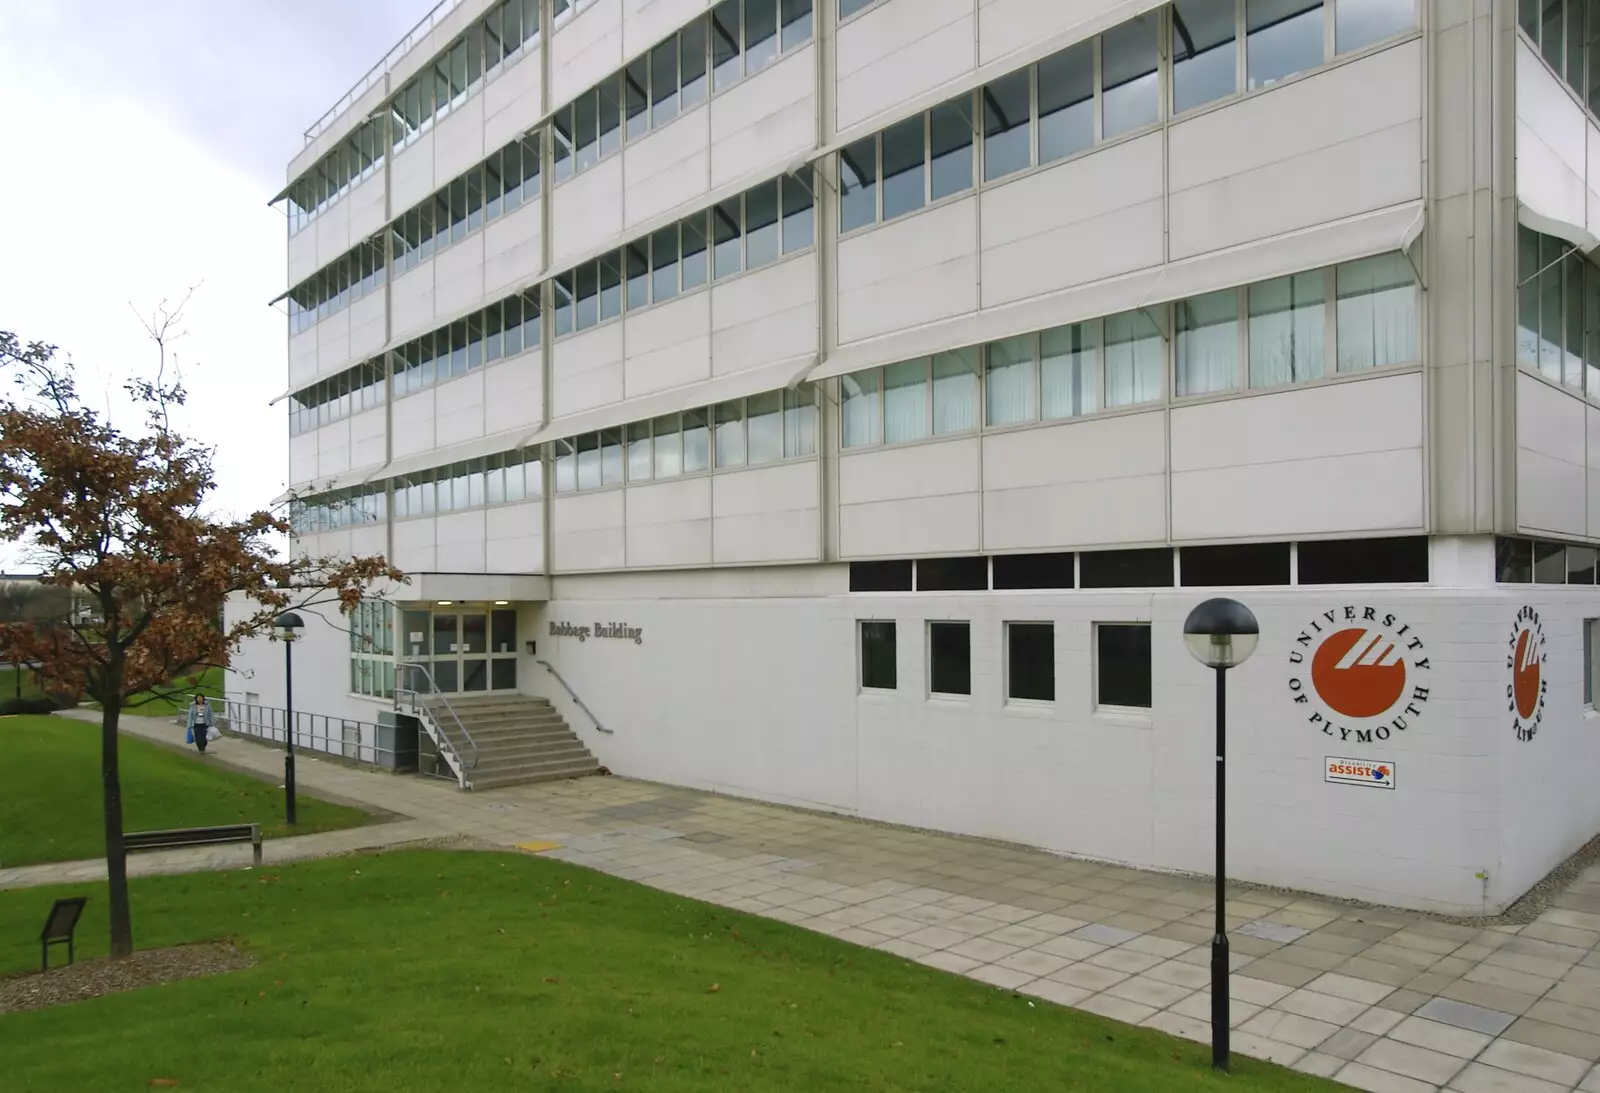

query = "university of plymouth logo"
(1508, 607), (1547, 743)
(1288, 606), (1431, 743)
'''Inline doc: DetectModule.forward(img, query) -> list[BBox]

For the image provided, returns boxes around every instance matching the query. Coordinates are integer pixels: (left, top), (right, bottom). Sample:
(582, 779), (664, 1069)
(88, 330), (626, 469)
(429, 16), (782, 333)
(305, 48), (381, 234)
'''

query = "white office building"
(230, 0), (1600, 916)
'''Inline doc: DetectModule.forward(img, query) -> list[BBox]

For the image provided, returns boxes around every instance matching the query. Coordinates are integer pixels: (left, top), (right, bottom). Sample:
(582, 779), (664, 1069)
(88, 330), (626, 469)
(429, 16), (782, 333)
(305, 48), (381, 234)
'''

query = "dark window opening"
(917, 555), (988, 591)
(928, 621), (971, 696)
(1496, 536), (1532, 584)
(850, 560), (912, 592)
(859, 621), (897, 690)
(1080, 548), (1174, 588)
(993, 552), (1075, 590)
(1007, 623), (1054, 702)
(1297, 536), (1428, 585)
(1097, 623), (1151, 709)
(1535, 540), (1568, 584)
(1180, 542), (1290, 586)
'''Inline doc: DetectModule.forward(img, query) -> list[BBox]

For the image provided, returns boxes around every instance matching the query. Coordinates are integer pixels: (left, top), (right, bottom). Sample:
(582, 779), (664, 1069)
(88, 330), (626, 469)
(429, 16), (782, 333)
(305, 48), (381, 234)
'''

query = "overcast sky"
(0, 0), (438, 571)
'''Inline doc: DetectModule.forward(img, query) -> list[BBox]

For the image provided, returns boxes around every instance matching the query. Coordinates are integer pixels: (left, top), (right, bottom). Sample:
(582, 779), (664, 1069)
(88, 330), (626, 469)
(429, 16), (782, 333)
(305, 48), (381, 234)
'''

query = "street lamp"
(1182, 596), (1259, 1073)
(274, 612), (304, 826)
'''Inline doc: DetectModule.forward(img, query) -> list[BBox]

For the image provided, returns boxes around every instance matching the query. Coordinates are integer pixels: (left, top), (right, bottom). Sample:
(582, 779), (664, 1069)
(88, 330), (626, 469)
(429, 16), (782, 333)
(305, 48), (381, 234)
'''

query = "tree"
(0, 578), (78, 700)
(0, 323), (402, 958)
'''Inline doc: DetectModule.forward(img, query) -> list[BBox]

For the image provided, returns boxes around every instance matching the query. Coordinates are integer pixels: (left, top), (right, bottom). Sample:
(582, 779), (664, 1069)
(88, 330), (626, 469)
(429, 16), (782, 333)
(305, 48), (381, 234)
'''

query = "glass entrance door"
(399, 606), (519, 694)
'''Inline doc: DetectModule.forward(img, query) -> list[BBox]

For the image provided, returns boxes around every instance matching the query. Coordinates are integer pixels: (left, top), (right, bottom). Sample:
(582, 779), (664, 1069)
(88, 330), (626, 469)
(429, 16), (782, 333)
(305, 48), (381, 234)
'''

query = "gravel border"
(0, 943), (255, 1014)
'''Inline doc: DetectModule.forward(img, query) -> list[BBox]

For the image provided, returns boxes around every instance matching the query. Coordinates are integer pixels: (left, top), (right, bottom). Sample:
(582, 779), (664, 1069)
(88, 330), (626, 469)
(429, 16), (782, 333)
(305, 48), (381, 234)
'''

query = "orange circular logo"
(1311, 628), (1408, 719)
(1288, 607), (1431, 745)
(1508, 608), (1546, 743)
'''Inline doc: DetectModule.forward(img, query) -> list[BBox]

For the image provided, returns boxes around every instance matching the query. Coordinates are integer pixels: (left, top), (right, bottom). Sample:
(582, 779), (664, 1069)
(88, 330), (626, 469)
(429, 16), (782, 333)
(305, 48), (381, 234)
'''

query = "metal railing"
(303, 0), (468, 145)
(394, 663), (480, 783)
(536, 660), (612, 734)
(219, 701), (392, 766)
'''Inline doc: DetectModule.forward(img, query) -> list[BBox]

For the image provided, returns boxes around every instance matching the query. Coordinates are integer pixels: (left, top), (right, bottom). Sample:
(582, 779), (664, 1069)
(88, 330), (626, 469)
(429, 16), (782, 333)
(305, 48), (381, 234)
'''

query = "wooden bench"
(124, 824), (262, 866)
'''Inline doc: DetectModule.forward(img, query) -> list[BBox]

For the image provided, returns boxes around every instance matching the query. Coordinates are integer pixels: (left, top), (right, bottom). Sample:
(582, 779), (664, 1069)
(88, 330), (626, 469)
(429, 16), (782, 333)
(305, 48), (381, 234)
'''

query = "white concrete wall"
(1517, 370), (1591, 538)
(1515, 36), (1600, 245)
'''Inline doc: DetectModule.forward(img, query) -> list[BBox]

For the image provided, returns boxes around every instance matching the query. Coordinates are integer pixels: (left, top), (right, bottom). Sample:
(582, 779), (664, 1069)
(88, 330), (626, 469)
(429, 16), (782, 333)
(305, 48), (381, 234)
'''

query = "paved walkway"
(26, 713), (1600, 1093)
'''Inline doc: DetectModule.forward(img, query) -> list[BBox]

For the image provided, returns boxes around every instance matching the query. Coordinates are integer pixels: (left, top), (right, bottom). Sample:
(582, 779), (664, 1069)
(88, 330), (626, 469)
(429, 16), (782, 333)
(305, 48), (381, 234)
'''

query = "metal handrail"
(536, 660), (612, 734)
(394, 663), (481, 775)
(303, 0), (468, 145)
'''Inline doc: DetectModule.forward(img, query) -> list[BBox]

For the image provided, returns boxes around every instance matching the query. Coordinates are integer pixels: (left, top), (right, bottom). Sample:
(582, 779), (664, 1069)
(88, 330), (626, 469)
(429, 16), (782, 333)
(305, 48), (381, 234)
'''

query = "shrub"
(0, 697), (57, 716)
(46, 691), (80, 710)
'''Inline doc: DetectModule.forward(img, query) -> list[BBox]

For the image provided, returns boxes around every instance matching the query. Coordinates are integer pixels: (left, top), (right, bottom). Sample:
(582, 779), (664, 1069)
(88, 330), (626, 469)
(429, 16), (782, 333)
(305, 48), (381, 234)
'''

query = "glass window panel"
(1518, 225), (1542, 369)
(486, 454), (506, 504)
(577, 433), (602, 490)
(575, 261), (600, 330)
(714, 198), (743, 278)
(1567, 252), (1587, 390)
(1041, 320), (1099, 419)
(932, 348), (979, 436)
(1175, 289), (1239, 396)
(1540, 234), (1566, 380)
(929, 621), (972, 696)
(881, 115), (927, 221)
(681, 19), (709, 110)
(1104, 309), (1164, 406)
(745, 0), (779, 73)
(650, 226), (680, 302)
(714, 400), (746, 467)
(1337, 0), (1415, 54)
(986, 335), (1037, 426)
(1249, 271), (1326, 387)
(627, 240), (650, 310)
(781, 177), (814, 253)
(883, 359), (930, 444)
(1536, 540), (1568, 584)
(1007, 623), (1054, 702)
(1097, 624), (1152, 708)
(1038, 41), (1094, 163)
(859, 620), (897, 690)
(779, 384), (813, 458)
(651, 39), (679, 126)
(747, 391), (783, 463)
(554, 439), (577, 492)
(600, 428), (624, 484)
(553, 107), (574, 181)
(624, 56), (650, 141)
(522, 290), (540, 350)
(1102, 14), (1160, 139)
(841, 369), (883, 448)
(554, 273), (576, 337)
(1587, 254), (1600, 400)
(503, 296), (524, 358)
(1336, 253), (1418, 372)
(841, 0), (876, 15)
(599, 252), (623, 321)
(1248, 0), (1325, 90)
(1590, 4), (1600, 117)
(653, 414), (683, 477)
(1543, 0), (1565, 73)
(929, 98), (974, 200)
(982, 70), (1030, 181)
(712, 0), (741, 90)
(683, 212), (710, 287)
(682, 409), (710, 472)
(745, 180), (781, 268)
(1172, 0), (1238, 112)
(574, 88), (600, 171)
(781, 0), (813, 50)
(839, 137), (878, 232)
(627, 421), (653, 481)
(598, 77), (622, 158)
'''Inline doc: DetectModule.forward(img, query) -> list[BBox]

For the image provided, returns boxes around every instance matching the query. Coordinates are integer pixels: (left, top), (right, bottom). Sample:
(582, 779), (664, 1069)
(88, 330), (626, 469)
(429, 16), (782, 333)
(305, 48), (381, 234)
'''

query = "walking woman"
(185, 694), (214, 754)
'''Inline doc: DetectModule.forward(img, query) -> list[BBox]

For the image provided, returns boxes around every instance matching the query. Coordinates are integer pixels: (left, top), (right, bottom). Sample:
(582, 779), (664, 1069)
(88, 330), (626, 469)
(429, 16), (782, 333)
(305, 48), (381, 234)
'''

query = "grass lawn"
(115, 665), (226, 716)
(0, 715), (371, 867)
(0, 851), (1341, 1093)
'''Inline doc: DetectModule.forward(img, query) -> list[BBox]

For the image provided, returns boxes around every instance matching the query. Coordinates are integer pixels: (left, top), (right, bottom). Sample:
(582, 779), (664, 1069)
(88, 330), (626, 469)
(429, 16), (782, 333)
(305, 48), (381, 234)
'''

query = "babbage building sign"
(549, 620), (644, 645)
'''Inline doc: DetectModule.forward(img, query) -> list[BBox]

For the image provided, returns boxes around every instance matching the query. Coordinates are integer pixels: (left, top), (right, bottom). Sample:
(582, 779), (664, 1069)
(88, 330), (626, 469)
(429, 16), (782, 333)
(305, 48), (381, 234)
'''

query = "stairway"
(420, 693), (601, 790)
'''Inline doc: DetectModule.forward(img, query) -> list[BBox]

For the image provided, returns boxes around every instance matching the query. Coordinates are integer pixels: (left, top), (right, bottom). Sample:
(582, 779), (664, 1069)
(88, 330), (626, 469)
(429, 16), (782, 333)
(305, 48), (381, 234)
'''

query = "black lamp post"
(1181, 597), (1260, 1072)
(275, 612), (304, 826)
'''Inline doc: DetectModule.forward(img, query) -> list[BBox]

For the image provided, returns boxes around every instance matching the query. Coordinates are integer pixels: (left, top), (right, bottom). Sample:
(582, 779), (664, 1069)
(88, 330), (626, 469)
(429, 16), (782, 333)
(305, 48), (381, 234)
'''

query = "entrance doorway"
(400, 605), (519, 693)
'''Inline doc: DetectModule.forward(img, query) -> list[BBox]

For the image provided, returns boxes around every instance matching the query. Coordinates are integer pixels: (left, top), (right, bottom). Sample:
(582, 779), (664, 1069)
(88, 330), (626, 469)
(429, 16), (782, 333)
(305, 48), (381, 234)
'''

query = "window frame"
(1004, 621), (1056, 706)
(1094, 621), (1153, 714)
(927, 620), (973, 699)
(858, 618), (898, 692)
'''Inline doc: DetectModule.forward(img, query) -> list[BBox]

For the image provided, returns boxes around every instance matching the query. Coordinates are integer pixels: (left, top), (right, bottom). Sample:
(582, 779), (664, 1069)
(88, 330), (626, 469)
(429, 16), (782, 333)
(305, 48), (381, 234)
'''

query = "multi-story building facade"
(231, 0), (1600, 916)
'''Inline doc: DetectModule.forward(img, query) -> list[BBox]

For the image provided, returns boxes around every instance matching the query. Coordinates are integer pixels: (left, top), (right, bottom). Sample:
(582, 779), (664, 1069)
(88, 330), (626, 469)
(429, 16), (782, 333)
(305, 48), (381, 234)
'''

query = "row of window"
(286, 235), (387, 335)
(552, 0), (813, 185)
(1497, 536), (1600, 585)
(837, 0), (1415, 234)
(858, 619), (1152, 710)
(288, 448), (545, 534)
(389, 0), (542, 154)
(349, 599), (396, 657)
(849, 538), (1430, 593)
(553, 385), (819, 492)
(393, 290), (542, 398)
(285, 115), (387, 235)
(289, 483), (388, 535)
(1519, 0), (1600, 119)
(841, 252), (1418, 450)
(1517, 226), (1600, 399)
(552, 174), (814, 338)
(289, 360), (387, 437)
(391, 134), (541, 277)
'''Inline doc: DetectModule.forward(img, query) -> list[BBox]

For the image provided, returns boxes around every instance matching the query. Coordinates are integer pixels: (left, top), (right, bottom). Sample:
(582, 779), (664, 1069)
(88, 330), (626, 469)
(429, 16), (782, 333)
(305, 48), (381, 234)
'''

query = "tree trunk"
(100, 699), (133, 958)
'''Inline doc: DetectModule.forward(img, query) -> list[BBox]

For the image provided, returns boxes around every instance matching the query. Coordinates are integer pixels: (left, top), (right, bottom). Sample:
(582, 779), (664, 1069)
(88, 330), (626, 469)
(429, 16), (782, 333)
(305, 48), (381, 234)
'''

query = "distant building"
(231, 1), (1600, 916)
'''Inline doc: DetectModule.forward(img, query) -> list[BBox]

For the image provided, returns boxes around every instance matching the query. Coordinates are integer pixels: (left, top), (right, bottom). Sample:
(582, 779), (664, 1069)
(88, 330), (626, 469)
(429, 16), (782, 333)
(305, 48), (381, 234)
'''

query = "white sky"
(0, 1), (437, 571)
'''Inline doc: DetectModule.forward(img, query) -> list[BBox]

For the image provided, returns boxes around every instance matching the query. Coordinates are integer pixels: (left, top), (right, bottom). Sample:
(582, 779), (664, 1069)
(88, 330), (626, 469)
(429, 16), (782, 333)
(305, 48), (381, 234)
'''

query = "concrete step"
(432, 696), (554, 712)
(451, 712), (569, 730)
(467, 742), (593, 765)
(470, 761), (601, 790)
(447, 726), (576, 747)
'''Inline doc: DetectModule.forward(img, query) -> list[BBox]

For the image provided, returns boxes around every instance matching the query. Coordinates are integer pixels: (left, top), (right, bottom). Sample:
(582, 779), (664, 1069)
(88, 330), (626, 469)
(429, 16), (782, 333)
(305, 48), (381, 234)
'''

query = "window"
(784, 386), (818, 457)
(1247, 0), (1325, 90)
(1298, 535), (1428, 584)
(1588, 618), (1598, 708)
(1181, 543), (1291, 585)
(1006, 623), (1055, 702)
(928, 622), (972, 696)
(1080, 548), (1173, 588)
(1249, 271), (1326, 387)
(930, 99), (975, 200)
(1175, 288), (1240, 396)
(1097, 624), (1151, 709)
(860, 621), (897, 690)
(745, 180), (781, 268)
(840, 0), (876, 17)
(850, 560), (912, 592)
(683, 409), (711, 472)
(714, 400), (746, 467)
(933, 349), (980, 435)
(846, 352), (978, 449)
(627, 421), (653, 482)
(1101, 14), (1160, 138)
(782, 177), (815, 252)
(993, 552), (1075, 590)
(917, 556), (988, 591)
(881, 116), (927, 222)
(1536, 539), (1568, 584)
(1336, 253), (1418, 372)
(983, 70), (1031, 181)
(1496, 536), (1533, 584)
(1103, 309), (1164, 407)
(841, 368), (884, 448)
(653, 414), (683, 478)
(840, 136), (879, 232)
(883, 360), (929, 444)
(1172, 0), (1238, 113)
(986, 335), (1037, 426)
(1338, 0), (1415, 54)
(1038, 41), (1094, 163)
